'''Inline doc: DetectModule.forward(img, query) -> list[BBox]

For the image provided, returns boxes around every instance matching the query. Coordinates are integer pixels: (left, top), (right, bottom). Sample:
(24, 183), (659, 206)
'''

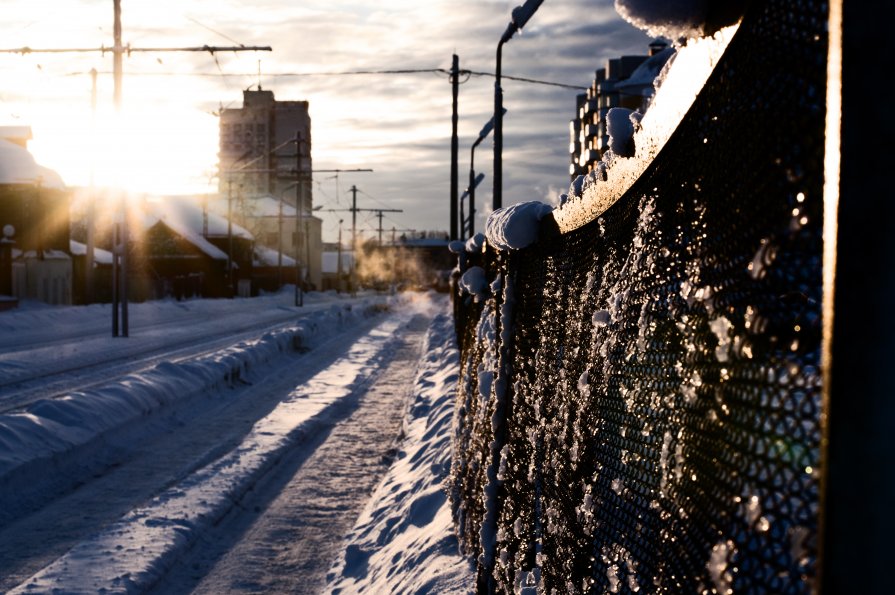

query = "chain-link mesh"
(449, 0), (826, 592)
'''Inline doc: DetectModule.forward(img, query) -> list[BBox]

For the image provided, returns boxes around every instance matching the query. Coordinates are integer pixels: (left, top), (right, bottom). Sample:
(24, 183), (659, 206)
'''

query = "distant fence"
(449, 0), (826, 593)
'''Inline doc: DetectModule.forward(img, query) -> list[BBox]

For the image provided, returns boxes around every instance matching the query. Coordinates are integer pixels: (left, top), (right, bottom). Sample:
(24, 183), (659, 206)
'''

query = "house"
(0, 127), (72, 305)
(209, 194), (322, 290)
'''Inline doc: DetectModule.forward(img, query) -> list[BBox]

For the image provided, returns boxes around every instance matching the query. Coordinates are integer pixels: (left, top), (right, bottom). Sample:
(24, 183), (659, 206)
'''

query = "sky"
(0, 0), (652, 243)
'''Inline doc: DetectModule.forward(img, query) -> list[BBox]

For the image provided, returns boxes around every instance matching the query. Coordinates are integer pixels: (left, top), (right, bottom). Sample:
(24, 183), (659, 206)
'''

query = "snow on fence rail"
(449, 1), (826, 593)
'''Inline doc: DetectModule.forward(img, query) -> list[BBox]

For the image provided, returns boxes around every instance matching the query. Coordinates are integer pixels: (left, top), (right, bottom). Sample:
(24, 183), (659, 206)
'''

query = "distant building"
(218, 89), (321, 290)
(569, 40), (672, 179)
(0, 126), (72, 305)
(218, 89), (312, 213)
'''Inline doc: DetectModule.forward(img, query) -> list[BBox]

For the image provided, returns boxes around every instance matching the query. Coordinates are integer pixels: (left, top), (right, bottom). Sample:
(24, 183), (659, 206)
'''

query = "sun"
(27, 98), (219, 197)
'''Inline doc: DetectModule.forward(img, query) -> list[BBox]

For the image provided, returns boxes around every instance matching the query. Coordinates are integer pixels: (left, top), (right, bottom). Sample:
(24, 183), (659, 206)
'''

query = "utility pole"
(377, 211), (385, 247)
(0, 1), (271, 109)
(294, 131), (304, 307)
(85, 68), (97, 304)
(450, 54), (460, 240)
(337, 219), (343, 293)
(2, 0), (271, 332)
(113, 0), (123, 108)
(350, 185), (359, 254)
(321, 186), (402, 292)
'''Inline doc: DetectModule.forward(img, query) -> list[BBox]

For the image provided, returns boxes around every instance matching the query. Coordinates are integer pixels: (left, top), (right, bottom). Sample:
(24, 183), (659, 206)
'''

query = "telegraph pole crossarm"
(0, 0), (272, 109)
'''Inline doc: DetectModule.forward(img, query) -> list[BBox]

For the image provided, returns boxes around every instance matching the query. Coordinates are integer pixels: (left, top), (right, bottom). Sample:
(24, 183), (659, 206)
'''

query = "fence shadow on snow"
(449, 0), (827, 593)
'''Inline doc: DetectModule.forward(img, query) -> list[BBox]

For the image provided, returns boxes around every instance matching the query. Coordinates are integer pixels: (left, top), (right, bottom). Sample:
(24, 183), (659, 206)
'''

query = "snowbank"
(0, 301), (385, 524)
(325, 310), (473, 594)
(7, 305), (412, 593)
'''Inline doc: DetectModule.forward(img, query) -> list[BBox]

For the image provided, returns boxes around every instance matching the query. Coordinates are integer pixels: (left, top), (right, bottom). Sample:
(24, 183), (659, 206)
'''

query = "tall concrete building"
(218, 89), (322, 290)
(569, 40), (672, 180)
(219, 89), (312, 214)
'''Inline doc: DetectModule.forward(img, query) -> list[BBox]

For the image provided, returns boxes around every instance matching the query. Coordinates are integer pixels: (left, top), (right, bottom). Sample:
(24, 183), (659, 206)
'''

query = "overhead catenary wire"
(54, 67), (584, 89)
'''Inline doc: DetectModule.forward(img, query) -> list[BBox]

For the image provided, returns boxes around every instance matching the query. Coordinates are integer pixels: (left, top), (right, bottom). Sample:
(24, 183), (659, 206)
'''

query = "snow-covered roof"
(208, 195), (304, 219)
(0, 125), (33, 144)
(18, 249), (71, 261)
(128, 207), (230, 262)
(616, 46), (676, 93)
(152, 217), (230, 261)
(254, 244), (296, 267)
(148, 197), (253, 240)
(0, 138), (65, 190)
(70, 240), (114, 265)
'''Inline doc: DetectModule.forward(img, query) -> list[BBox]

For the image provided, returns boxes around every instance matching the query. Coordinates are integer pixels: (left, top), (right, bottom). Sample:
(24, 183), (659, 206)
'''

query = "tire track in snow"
(0, 315), (406, 592)
(154, 315), (431, 595)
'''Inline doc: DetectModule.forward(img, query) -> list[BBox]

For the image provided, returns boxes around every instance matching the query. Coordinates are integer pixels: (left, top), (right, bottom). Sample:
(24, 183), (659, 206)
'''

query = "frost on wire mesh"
(449, 0), (826, 593)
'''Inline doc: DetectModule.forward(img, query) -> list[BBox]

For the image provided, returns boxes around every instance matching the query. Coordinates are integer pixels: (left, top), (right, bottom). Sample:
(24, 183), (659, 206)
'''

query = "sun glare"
(27, 99), (219, 196)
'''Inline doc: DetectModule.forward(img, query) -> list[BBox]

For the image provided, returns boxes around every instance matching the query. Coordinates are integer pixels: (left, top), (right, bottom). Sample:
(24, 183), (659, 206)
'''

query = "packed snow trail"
(153, 315), (430, 594)
(4, 303), (421, 593)
(0, 292), (365, 412)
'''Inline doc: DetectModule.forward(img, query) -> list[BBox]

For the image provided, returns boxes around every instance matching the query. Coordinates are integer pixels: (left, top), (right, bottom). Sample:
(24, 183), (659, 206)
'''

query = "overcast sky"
(0, 0), (651, 242)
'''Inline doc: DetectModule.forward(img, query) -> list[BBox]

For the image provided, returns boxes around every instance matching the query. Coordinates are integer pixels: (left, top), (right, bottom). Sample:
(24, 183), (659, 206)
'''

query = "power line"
(53, 67), (583, 89)
(464, 70), (585, 90)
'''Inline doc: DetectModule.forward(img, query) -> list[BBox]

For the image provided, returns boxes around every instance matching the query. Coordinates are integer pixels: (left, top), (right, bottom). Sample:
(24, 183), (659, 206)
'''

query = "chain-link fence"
(449, 0), (826, 592)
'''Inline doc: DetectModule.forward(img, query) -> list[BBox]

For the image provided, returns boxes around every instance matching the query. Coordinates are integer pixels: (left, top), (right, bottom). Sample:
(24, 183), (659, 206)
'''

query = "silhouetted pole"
(86, 68), (97, 304)
(493, 40), (505, 212)
(337, 220), (343, 293)
(469, 110), (501, 237)
(294, 131), (304, 307)
(493, 0), (544, 212)
(450, 54), (460, 240)
(227, 178), (234, 296)
(350, 185), (358, 255)
(113, 0), (123, 109)
(121, 207), (128, 337)
(112, 217), (119, 337)
(821, 0), (895, 592)
(277, 194), (284, 287)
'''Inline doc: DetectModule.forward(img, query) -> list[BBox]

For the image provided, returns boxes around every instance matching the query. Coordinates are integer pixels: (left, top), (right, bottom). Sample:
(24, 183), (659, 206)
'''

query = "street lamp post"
(493, 0), (544, 212)
(469, 109), (504, 237)
(463, 173), (485, 239)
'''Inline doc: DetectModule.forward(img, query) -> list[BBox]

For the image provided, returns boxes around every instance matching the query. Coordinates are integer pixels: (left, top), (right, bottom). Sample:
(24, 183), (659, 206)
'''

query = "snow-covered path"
(0, 292), (362, 412)
(0, 292), (470, 593)
(155, 315), (430, 594)
(0, 306), (392, 591)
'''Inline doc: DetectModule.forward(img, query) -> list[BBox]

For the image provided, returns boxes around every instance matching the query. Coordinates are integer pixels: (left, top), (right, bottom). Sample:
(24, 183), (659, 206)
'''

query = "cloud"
(1, 0), (653, 240)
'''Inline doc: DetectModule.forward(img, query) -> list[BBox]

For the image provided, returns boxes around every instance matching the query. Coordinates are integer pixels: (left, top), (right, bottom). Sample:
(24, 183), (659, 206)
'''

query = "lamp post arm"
(494, 37), (506, 212)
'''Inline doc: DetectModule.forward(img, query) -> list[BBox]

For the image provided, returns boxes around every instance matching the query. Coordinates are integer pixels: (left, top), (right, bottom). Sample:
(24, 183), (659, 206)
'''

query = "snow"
(459, 266), (489, 300)
(8, 310), (410, 593)
(606, 107), (637, 157)
(448, 240), (466, 254)
(0, 138), (65, 190)
(553, 23), (739, 233)
(150, 196), (253, 240)
(465, 232), (485, 253)
(614, 0), (746, 39)
(614, 0), (710, 40)
(0, 291), (471, 591)
(485, 201), (554, 251)
(69, 240), (114, 265)
(325, 311), (473, 594)
(616, 46), (676, 92)
(254, 243), (297, 267)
